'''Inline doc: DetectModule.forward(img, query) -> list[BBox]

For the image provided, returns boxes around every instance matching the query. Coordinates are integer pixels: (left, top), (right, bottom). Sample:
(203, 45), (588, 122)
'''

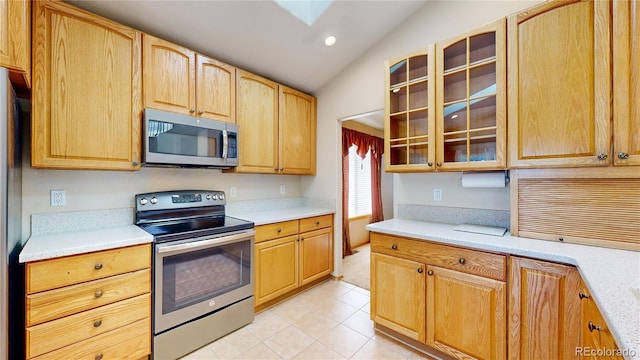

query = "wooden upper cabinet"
(279, 85), (316, 175)
(142, 34), (196, 115)
(426, 266), (506, 359)
(32, 1), (142, 170)
(385, 48), (436, 172)
(508, 0), (611, 168)
(613, 0), (640, 166)
(436, 19), (506, 171)
(234, 70), (279, 173)
(197, 55), (235, 122)
(508, 257), (582, 360)
(0, 0), (30, 88)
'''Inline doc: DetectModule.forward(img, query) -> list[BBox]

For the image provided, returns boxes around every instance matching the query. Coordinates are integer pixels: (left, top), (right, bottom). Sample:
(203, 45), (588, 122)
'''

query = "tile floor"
(180, 280), (432, 360)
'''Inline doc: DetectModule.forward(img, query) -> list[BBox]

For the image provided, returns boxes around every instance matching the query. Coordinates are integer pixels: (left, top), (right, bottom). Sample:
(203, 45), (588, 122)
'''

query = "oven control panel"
(135, 190), (226, 211)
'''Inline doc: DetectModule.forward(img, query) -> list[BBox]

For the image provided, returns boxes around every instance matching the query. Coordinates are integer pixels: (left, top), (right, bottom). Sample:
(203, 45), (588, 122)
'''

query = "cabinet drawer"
(27, 269), (150, 326)
(255, 220), (298, 243)
(30, 317), (150, 360)
(26, 294), (150, 358)
(27, 244), (151, 294)
(370, 233), (506, 281)
(299, 214), (332, 233)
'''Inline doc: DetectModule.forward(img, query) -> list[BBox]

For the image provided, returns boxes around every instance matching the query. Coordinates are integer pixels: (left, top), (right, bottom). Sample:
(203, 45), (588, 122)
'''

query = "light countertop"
(19, 225), (153, 263)
(366, 219), (640, 360)
(227, 207), (335, 226)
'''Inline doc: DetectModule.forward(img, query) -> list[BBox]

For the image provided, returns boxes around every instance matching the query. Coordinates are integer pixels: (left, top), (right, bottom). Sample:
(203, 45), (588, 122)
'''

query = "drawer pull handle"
(588, 321), (601, 332)
(93, 320), (102, 328)
(417, 268), (423, 274)
(427, 270), (434, 276)
(94, 263), (103, 270)
(95, 354), (104, 360)
(94, 290), (103, 298)
(458, 258), (466, 265)
(276, 228), (282, 233)
(316, 221), (320, 225)
(579, 292), (590, 300)
(391, 244), (398, 250)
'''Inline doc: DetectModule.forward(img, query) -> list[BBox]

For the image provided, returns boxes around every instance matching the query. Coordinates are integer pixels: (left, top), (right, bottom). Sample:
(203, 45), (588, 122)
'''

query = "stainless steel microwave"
(143, 108), (238, 168)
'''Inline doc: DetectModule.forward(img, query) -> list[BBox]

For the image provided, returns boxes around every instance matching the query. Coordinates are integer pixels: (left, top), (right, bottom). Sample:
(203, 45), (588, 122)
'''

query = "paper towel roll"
(461, 171), (507, 188)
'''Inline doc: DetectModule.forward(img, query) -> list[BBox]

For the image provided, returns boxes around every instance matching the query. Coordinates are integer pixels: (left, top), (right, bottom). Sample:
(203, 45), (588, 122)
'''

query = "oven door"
(154, 229), (254, 334)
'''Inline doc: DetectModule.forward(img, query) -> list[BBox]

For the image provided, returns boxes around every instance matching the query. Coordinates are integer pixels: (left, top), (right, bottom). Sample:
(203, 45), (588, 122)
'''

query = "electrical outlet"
(433, 188), (442, 202)
(229, 187), (237, 197)
(280, 185), (286, 195)
(50, 190), (66, 206)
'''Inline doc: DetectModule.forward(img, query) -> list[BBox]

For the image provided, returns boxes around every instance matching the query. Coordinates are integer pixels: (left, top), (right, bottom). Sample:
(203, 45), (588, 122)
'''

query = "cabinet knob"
(458, 258), (466, 265)
(276, 228), (281, 233)
(427, 162), (433, 167)
(436, 162), (442, 167)
(579, 291), (590, 300)
(300, 237), (305, 241)
(588, 321), (601, 332)
(132, 160), (139, 166)
(95, 354), (103, 360)
(190, 108), (196, 113)
(618, 152), (630, 160)
(94, 290), (103, 298)
(597, 153), (608, 160)
(94, 263), (103, 270)
(316, 221), (320, 225)
(417, 268), (423, 274)
(198, 110), (204, 115)
(427, 270), (434, 276)
(279, 168), (284, 171)
(93, 320), (102, 328)
(391, 244), (398, 250)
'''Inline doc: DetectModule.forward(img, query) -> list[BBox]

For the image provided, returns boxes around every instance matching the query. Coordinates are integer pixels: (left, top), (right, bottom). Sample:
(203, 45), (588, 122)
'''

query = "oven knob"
(150, 197), (158, 204)
(206, 194), (211, 200)
(139, 198), (148, 205)
(219, 193), (225, 201)
(211, 194), (218, 200)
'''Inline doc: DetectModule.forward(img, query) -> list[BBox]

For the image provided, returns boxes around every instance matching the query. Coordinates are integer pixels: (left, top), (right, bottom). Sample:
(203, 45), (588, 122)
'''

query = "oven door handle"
(157, 230), (255, 255)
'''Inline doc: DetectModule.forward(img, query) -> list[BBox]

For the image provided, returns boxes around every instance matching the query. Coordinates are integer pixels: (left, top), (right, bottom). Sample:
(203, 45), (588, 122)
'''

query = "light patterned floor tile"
(371, 333), (433, 359)
(179, 345), (220, 360)
(232, 342), (283, 359)
(292, 311), (340, 339)
(315, 299), (359, 323)
(350, 339), (406, 360)
(338, 289), (370, 309)
(209, 327), (262, 359)
(264, 325), (316, 359)
(317, 324), (369, 358)
(360, 301), (371, 314)
(246, 310), (292, 341)
(292, 341), (347, 360)
(270, 298), (314, 324)
(342, 310), (376, 338)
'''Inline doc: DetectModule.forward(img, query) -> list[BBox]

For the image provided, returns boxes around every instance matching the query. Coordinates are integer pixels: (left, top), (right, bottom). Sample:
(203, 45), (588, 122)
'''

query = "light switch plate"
(433, 188), (442, 202)
(50, 190), (66, 206)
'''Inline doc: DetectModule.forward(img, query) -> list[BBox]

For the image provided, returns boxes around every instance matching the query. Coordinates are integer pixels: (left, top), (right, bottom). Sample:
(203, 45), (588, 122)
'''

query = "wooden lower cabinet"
(254, 215), (334, 308)
(426, 266), (506, 359)
(371, 252), (426, 342)
(370, 232), (506, 359)
(579, 283), (624, 360)
(508, 256), (582, 360)
(25, 244), (151, 359)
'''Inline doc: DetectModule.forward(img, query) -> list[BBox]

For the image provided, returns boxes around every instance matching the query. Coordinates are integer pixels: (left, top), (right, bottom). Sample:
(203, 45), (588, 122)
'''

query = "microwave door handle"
(222, 130), (228, 159)
(157, 230), (256, 255)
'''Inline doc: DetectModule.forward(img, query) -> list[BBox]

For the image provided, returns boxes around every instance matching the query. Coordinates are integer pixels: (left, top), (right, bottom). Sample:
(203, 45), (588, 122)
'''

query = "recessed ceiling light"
(324, 35), (337, 46)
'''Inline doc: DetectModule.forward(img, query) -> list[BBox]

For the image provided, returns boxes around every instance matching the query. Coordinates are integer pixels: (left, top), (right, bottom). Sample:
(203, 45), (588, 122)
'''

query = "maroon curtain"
(342, 128), (384, 258)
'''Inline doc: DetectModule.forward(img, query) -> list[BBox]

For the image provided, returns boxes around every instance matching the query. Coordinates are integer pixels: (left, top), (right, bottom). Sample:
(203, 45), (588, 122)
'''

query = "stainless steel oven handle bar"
(157, 229), (255, 255)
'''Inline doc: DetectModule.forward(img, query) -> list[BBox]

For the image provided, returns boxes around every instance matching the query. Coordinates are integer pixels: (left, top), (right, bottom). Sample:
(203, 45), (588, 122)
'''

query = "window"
(348, 145), (371, 218)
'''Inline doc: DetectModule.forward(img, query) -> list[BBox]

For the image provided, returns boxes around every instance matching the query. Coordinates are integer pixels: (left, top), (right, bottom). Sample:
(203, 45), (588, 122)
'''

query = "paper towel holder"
(460, 170), (510, 188)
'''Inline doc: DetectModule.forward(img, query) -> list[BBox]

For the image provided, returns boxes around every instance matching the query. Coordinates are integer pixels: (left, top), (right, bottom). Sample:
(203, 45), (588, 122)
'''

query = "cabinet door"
(196, 55), (236, 123)
(143, 34), (195, 116)
(426, 266), (506, 359)
(508, 0), (611, 168)
(385, 48), (436, 172)
(254, 235), (298, 306)
(371, 252), (425, 342)
(32, 1), (142, 170)
(613, 0), (640, 166)
(436, 19), (506, 171)
(235, 70), (279, 173)
(299, 227), (333, 286)
(509, 257), (582, 360)
(579, 284), (624, 360)
(0, 0), (30, 87)
(279, 85), (316, 175)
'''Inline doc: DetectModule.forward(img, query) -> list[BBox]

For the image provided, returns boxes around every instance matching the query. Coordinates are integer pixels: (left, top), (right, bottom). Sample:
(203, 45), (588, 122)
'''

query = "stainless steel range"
(135, 190), (255, 360)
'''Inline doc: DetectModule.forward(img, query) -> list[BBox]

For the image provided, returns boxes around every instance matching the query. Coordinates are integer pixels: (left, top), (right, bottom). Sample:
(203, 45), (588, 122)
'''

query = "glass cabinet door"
(436, 20), (506, 170)
(385, 47), (436, 171)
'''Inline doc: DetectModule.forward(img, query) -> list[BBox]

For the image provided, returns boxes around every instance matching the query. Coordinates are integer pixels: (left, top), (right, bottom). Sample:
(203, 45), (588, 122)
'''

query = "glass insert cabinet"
(384, 19), (506, 172)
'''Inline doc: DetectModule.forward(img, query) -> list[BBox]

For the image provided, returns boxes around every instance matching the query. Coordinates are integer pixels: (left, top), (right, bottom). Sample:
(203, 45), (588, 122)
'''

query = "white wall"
(306, 0), (542, 273)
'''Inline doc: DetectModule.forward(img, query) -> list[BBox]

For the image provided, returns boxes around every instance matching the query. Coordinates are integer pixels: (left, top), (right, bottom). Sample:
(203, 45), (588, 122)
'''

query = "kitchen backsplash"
(226, 196), (335, 214)
(397, 204), (510, 229)
(31, 207), (133, 236)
